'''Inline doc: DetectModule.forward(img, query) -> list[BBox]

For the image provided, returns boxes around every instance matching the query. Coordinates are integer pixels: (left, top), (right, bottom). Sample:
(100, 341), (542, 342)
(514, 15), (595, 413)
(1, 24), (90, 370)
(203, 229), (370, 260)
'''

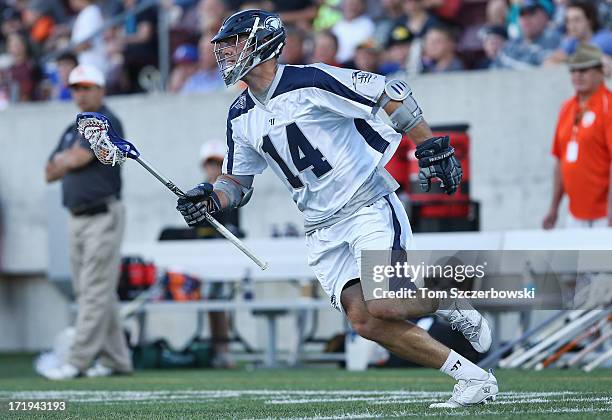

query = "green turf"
(0, 353), (610, 419)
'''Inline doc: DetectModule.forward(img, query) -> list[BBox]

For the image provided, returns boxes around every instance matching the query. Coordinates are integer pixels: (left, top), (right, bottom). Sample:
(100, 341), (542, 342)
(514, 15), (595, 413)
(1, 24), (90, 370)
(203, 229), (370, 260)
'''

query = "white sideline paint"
(0, 390), (608, 404)
(0, 390), (609, 420)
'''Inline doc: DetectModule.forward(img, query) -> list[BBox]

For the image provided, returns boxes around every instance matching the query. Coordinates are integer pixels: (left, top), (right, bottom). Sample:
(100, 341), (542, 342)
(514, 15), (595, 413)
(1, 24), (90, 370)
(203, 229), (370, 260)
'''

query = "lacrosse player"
(44, 65), (133, 380)
(177, 10), (498, 407)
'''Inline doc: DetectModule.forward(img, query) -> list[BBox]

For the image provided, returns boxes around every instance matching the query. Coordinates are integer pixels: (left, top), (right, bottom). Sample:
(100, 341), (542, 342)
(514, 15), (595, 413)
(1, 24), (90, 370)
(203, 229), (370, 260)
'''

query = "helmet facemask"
(213, 16), (285, 86)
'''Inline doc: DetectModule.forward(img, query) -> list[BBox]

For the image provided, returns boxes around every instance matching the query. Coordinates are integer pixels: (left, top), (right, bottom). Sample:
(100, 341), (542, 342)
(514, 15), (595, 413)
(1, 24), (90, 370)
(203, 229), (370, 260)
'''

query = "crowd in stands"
(1, 0), (611, 106)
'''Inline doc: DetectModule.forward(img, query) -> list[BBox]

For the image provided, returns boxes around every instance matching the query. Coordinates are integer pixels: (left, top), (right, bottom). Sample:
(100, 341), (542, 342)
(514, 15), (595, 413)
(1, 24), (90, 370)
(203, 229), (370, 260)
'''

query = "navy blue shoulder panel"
(228, 90), (256, 121)
(226, 90), (255, 174)
(271, 65), (376, 107)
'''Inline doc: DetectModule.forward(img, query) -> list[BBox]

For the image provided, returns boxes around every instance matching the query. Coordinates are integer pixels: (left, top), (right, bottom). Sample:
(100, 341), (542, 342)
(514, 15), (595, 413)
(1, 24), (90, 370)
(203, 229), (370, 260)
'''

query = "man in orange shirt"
(543, 44), (612, 229)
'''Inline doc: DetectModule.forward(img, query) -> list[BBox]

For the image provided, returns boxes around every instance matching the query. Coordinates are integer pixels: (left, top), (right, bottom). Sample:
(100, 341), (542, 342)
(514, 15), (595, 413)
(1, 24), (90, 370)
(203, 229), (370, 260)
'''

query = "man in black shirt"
(44, 64), (132, 380)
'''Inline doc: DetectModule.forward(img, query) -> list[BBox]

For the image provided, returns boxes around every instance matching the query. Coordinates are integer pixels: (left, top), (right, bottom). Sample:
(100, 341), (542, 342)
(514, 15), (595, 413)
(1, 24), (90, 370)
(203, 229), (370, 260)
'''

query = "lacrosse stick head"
(76, 112), (140, 166)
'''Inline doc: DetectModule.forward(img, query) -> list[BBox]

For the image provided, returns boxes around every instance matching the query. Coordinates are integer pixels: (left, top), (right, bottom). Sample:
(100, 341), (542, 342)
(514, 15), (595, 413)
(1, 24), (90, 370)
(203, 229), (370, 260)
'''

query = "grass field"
(0, 354), (611, 419)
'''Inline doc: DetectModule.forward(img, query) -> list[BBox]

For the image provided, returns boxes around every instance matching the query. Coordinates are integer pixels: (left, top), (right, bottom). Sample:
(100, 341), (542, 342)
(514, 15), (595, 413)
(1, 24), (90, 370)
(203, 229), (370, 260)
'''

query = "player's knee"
(345, 309), (380, 341)
(350, 317), (380, 341)
(365, 300), (406, 321)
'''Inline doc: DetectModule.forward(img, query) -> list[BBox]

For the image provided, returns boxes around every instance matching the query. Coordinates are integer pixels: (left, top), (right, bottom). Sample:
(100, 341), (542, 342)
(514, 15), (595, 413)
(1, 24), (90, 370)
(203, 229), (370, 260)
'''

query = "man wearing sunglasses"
(544, 44), (612, 229)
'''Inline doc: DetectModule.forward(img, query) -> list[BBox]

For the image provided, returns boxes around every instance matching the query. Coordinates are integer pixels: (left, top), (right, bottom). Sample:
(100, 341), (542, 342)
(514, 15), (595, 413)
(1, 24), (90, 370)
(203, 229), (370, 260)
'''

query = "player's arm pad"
(213, 174), (254, 208)
(378, 79), (424, 133)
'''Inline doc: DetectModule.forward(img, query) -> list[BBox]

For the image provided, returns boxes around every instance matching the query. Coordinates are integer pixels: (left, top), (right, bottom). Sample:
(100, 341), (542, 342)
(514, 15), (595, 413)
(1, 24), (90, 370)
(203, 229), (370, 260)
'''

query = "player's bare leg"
(342, 282), (449, 368)
(365, 289), (492, 353)
(341, 282), (498, 407)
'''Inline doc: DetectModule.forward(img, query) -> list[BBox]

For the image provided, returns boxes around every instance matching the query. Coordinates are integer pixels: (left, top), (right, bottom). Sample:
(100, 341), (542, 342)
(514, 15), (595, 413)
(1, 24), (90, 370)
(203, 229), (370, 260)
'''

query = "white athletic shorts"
(305, 193), (413, 313)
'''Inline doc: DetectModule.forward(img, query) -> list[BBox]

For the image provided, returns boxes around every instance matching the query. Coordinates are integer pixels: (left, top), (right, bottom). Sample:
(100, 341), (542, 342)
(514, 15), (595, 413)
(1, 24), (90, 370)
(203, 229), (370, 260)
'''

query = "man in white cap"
(44, 64), (132, 379)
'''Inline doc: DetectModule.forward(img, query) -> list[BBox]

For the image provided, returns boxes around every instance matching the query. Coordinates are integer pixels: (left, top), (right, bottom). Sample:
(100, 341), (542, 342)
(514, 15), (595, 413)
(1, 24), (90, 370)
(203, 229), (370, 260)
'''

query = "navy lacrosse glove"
(176, 183), (222, 227)
(414, 136), (463, 195)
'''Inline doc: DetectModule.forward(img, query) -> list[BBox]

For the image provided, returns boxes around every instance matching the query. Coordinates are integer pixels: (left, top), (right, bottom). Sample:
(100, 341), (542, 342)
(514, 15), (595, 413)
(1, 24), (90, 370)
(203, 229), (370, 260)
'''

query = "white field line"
(0, 390), (594, 402)
(371, 396), (612, 406)
(247, 407), (612, 420)
(1, 390), (610, 410)
(1, 390), (610, 419)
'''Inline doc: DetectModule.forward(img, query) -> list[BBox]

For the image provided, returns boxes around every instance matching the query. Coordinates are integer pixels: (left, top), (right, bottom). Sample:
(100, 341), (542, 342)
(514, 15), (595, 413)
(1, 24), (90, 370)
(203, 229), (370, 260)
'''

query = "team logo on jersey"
(352, 71), (376, 89)
(264, 16), (282, 32)
(233, 94), (247, 110)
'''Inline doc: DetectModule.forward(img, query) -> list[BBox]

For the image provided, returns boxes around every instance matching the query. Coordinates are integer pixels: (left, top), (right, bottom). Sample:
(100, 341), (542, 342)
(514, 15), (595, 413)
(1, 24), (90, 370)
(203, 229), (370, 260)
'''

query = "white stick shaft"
(136, 156), (186, 197)
(134, 156), (269, 270)
(508, 309), (609, 368)
(499, 310), (578, 368)
(203, 212), (268, 270)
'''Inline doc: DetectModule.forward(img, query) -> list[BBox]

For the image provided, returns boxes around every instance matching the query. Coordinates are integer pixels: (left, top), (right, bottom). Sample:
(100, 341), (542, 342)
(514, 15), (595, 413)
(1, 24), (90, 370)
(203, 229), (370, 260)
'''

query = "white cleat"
(429, 370), (498, 408)
(41, 363), (80, 380)
(438, 301), (492, 353)
(85, 362), (114, 378)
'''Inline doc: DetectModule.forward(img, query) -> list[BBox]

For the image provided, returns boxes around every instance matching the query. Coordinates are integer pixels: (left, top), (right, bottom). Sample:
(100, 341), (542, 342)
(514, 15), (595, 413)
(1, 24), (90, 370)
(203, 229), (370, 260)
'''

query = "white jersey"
(222, 63), (402, 226)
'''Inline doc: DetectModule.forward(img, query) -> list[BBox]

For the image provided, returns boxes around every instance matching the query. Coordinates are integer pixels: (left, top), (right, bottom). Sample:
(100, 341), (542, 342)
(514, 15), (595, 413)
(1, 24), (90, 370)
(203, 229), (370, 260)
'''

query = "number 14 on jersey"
(262, 122), (332, 189)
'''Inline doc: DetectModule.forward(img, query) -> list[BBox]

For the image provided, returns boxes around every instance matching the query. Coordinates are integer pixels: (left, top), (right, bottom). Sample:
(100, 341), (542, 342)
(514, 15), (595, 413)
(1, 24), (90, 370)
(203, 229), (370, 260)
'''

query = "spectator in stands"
(552, 0), (569, 32)
(69, 0), (107, 72)
(373, 0), (405, 47)
(487, 0), (509, 27)
(180, 33), (224, 94)
(332, 0), (375, 63)
(313, 0), (343, 31)
(422, 25), (465, 73)
(507, 0), (557, 39)
(560, 1), (612, 58)
(44, 64), (132, 379)
(51, 52), (79, 101)
(379, 23), (413, 75)
(193, 0), (230, 35)
(0, 32), (38, 102)
(270, 0), (318, 31)
(495, 0), (562, 69)
(280, 26), (307, 65)
(22, 1), (63, 54)
(476, 24), (509, 69)
(114, 0), (159, 93)
(345, 38), (382, 73)
(400, 0), (440, 74)
(311, 30), (341, 66)
(1, 8), (24, 47)
(543, 45), (612, 229)
(168, 43), (199, 93)
(402, 0), (439, 39)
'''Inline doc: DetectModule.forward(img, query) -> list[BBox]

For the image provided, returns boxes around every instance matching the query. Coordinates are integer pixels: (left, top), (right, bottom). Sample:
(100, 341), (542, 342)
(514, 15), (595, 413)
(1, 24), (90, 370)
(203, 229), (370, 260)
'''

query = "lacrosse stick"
(76, 112), (268, 270)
